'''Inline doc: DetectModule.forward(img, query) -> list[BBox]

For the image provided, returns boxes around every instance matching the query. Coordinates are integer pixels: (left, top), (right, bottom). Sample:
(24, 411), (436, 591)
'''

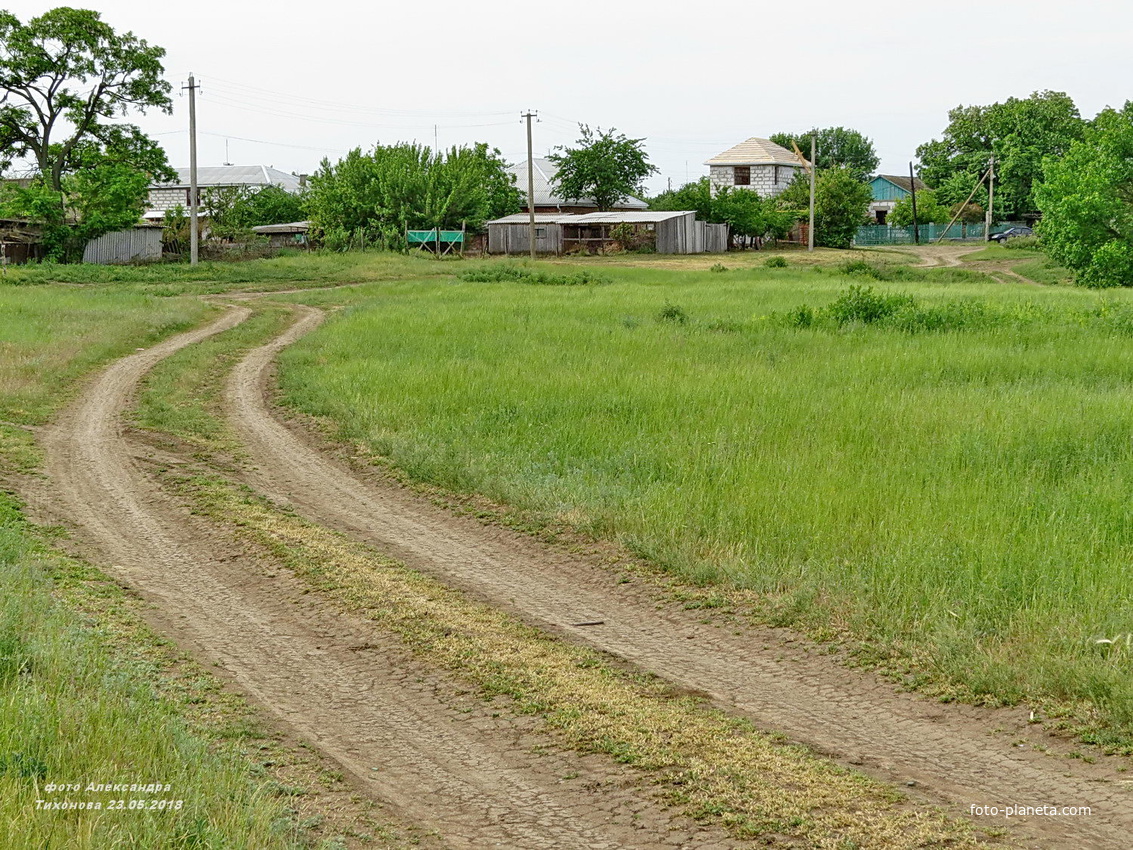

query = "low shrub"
(1004, 235), (1041, 250)
(764, 256), (788, 268)
(709, 263), (728, 273)
(459, 266), (609, 286)
(657, 303), (689, 324)
(826, 285), (913, 325)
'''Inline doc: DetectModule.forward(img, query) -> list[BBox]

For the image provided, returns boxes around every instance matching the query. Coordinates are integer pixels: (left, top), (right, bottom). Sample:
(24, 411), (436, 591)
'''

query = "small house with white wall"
(704, 138), (806, 198)
(145, 165), (305, 221)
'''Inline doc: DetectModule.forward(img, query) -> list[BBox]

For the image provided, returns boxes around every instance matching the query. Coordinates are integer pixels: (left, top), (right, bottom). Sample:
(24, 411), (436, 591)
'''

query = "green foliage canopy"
(779, 167), (872, 248)
(1036, 106), (1133, 287)
(548, 125), (657, 211)
(769, 127), (879, 181)
(305, 142), (521, 249)
(0, 7), (173, 260)
(649, 177), (798, 246)
(203, 185), (306, 240)
(888, 189), (951, 227)
(916, 91), (1085, 220)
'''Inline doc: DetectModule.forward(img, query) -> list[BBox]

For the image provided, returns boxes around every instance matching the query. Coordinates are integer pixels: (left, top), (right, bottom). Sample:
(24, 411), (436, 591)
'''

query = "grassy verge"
(1011, 258), (1074, 286)
(4, 251), (455, 296)
(0, 287), (400, 848)
(273, 265), (1133, 747)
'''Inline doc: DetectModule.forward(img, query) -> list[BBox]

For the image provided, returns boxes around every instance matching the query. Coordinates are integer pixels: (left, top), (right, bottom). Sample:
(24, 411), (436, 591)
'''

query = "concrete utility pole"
(908, 161), (920, 245)
(985, 155), (995, 241)
(808, 136), (816, 252)
(185, 74), (200, 266)
(522, 110), (537, 259)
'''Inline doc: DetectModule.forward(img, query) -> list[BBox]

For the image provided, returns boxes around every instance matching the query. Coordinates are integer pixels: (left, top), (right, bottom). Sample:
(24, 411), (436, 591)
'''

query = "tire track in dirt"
(29, 307), (744, 850)
(227, 305), (1133, 850)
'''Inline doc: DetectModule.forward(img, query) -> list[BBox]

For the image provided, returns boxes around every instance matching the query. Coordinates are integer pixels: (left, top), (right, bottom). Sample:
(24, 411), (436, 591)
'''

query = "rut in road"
(228, 304), (1133, 850)
(32, 307), (744, 850)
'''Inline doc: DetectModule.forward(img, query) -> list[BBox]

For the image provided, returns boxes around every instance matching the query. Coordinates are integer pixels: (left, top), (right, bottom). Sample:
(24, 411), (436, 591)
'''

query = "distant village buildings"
(704, 138), (807, 198)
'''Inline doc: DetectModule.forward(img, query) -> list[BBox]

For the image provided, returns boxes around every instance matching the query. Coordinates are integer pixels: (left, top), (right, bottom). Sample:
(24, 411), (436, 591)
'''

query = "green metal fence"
(854, 223), (989, 246)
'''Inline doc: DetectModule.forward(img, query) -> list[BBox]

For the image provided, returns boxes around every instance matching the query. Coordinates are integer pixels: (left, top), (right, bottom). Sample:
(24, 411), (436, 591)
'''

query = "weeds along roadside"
(269, 266), (1133, 752)
(129, 310), (988, 848)
(0, 289), (414, 849)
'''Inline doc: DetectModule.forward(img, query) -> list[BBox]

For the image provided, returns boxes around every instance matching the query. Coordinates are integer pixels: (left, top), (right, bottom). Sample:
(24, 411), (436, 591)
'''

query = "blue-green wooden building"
(868, 174), (930, 224)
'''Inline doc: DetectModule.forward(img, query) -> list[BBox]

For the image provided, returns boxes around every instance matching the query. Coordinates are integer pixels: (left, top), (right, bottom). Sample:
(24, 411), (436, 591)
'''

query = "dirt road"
(30, 308), (744, 849)
(224, 305), (1132, 850)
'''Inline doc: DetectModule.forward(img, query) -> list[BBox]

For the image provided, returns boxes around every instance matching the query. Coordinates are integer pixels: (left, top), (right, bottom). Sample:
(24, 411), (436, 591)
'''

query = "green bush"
(827, 285), (913, 325)
(764, 256), (788, 268)
(1004, 235), (1041, 250)
(657, 303), (689, 324)
(459, 266), (609, 286)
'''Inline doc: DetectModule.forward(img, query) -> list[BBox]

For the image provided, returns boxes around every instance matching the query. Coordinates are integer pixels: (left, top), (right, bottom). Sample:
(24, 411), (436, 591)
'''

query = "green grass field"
(0, 286), (307, 848)
(278, 260), (1133, 743)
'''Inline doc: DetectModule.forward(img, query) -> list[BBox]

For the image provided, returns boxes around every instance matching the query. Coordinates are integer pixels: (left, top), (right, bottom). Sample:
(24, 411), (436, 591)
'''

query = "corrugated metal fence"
(82, 227), (163, 264)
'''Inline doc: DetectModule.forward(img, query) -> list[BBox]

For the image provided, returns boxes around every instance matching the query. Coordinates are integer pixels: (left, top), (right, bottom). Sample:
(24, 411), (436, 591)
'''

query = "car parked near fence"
(989, 226), (1034, 243)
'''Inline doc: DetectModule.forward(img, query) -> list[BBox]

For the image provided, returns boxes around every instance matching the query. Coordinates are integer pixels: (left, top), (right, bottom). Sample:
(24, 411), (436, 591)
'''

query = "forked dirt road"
(30, 301), (1133, 848)
(30, 308), (744, 850)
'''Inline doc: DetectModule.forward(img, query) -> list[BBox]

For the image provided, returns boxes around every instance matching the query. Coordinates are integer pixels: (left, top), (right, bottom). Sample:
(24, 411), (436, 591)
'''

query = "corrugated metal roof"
(487, 211), (694, 226)
(156, 165), (304, 193)
(251, 220), (310, 234)
(704, 138), (806, 167)
(486, 213), (578, 225)
(506, 158), (648, 210)
(570, 210), (693, 224)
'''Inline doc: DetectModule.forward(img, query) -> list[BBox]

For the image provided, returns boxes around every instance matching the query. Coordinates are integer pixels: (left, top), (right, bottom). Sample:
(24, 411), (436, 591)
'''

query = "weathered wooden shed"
(251, 220), (310, 248)
(486, 211), (726, 255)
(486, 214), (570, 254)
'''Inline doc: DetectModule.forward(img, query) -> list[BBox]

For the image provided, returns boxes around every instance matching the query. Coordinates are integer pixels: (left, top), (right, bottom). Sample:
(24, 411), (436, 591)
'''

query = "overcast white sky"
(8, 0), (1133, 195)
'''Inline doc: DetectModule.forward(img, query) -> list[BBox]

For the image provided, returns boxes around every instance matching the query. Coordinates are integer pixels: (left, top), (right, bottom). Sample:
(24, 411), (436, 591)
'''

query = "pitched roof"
(506, 158), (648, 210)
(873, 174), (930, 193)
(705, 138), (806, 167)
(155, 165), (304, 193)
(486, 210), (694, 226)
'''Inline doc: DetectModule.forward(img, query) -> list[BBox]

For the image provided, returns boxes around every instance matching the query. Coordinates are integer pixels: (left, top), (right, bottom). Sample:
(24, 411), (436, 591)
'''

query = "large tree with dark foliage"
(1036, 104), (1133, 288)
(549, 125), (657, 211)
(916, 91), (1085, 220)
(0, 7), (174, 260)
(770, 127), (879, 182)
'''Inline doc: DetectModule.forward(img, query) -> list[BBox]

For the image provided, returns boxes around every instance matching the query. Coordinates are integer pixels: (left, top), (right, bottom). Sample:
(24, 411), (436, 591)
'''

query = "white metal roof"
(704, 138), (806, 168)
(506, 158), (648, 210)
(487, 210), (694, 226)
(155, 165), (304, 193)
(569, 210), (693, 224)
(251, 220), (310, 234)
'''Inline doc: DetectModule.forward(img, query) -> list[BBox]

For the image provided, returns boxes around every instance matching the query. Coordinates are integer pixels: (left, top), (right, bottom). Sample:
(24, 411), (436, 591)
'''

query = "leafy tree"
(306, 142), (520, 248)
(203, 184), (306, 240)
(0, 7), (173, 260)
(648, 176), (714, 221)
(916, 91), (1085, 220)
(888, 189), (951, 226)
(649, 177), (796, 248)
(770, 127), (879, 181)
(548, 125), (657, 211)
(779, 167), (871, 248)
(1035, 106), (1133, 287)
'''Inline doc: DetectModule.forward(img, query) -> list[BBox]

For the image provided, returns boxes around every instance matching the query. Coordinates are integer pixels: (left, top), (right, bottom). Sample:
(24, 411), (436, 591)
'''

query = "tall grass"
(279, 265), (1133, 742)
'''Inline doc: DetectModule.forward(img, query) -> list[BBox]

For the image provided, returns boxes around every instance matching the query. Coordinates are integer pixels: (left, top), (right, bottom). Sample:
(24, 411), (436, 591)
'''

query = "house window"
(734, 166), (751, 186)
(774, 165), (781, 184)
(534, 227), (547, 237)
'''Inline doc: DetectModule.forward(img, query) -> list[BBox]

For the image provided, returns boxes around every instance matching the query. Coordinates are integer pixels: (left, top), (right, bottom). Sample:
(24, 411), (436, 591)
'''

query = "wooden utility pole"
(985, 155), (995, 241)
(908, 161), (920, 245)
(808, 136), (816, 252)
(522, 110), (538, 259)
(184, 74), (201, 265)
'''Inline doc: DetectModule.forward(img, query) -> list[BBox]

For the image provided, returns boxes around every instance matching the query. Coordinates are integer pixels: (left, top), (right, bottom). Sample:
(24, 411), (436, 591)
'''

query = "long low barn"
(487, 211), (726, 255)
